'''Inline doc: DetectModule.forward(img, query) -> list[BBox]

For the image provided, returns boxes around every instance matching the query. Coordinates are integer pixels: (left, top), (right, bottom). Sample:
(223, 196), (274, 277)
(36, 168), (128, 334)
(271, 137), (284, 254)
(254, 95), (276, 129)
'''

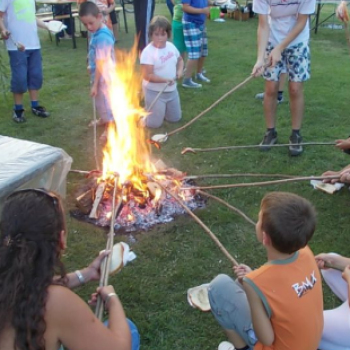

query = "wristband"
(105, 292), (117, 310)
(75, 270), (85, 285)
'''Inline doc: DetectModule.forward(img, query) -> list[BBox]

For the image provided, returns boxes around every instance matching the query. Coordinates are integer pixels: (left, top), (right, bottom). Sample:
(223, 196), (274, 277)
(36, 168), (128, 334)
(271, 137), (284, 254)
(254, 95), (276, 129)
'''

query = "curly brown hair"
(0, 189), (67, 350)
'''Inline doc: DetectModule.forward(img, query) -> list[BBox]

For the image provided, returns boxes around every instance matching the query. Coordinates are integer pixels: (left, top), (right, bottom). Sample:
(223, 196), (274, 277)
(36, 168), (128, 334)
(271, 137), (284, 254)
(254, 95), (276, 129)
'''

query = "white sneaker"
(218, 341), (235, 350)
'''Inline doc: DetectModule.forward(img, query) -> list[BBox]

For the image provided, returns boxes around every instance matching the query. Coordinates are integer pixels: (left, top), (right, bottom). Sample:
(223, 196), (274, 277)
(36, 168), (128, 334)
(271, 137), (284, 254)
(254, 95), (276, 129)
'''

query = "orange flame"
(99, 42), (155, 191)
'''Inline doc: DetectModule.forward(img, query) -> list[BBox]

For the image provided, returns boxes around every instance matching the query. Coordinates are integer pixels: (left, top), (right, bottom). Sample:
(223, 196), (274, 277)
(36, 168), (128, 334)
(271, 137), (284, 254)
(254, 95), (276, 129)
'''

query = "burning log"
(89, 182), (106, 219)
(76, 189), (94, 215)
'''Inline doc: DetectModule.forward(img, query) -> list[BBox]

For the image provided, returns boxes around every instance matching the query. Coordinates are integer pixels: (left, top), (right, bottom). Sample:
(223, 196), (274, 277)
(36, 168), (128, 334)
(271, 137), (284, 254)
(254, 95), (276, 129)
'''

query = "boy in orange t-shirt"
(208, 192), (323, 350)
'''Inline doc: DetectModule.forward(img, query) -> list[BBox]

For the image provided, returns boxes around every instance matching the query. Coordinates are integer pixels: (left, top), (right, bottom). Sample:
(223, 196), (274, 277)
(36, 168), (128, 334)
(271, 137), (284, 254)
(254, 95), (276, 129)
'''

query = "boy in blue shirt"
(79, 1), (115, 137)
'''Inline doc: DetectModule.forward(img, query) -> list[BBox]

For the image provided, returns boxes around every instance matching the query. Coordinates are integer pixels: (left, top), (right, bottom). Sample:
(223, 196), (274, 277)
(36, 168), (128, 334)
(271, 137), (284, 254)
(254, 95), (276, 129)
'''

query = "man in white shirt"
(252, 0), (316, 156)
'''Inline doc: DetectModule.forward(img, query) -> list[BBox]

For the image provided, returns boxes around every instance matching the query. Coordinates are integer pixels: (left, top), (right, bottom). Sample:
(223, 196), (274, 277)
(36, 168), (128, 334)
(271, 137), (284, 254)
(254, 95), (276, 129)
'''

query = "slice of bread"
(187, 284), (211, 312)
(101, 243), (124, 275)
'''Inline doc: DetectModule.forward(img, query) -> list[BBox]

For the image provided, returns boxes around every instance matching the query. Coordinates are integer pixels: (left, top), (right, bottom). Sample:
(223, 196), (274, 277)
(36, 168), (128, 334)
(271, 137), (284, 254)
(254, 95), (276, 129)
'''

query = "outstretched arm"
(243, 280), (274, 346)
(252, 14), (269, 76)
(0, 11), (9, 39)
(54, 251), (110, 289)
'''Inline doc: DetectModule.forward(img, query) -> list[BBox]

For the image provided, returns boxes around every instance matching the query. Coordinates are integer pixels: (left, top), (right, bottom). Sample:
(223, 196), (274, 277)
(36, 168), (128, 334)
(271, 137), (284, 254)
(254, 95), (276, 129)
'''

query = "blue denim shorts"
(208, 274), (257, 349)
(8, 49), (43, 93)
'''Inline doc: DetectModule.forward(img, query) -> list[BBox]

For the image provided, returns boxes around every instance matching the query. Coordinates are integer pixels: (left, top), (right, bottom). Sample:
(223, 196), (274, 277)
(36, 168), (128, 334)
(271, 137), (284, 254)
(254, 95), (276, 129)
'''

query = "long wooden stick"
(198, 190), (256, 226)
(151, 177), (239, 266)
(92, 97), (100, 170)
(147, 82), (170, 112)
(184, 173), (299, 180)
(146, 74), (254, 146)
(182, 142), (336, 155)
(95, 176), (122, 320)
(188, 175), (341, 191)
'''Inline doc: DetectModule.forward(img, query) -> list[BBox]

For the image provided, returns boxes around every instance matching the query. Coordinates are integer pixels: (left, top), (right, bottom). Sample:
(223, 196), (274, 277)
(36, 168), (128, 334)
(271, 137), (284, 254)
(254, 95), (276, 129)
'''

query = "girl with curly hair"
(0, 188), (138, 350)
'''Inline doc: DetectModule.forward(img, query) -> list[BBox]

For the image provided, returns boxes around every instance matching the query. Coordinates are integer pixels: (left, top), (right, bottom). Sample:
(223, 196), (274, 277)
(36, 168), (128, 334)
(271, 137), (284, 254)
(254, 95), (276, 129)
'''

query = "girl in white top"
(140, 15), (184, 128)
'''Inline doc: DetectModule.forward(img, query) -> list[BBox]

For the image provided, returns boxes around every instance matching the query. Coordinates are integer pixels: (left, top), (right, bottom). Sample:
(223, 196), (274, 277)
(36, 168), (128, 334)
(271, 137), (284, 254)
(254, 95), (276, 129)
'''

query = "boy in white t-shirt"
(0, 0), (50, 123)
(252, 0), (316, 156)
(140, 16), (184, 128)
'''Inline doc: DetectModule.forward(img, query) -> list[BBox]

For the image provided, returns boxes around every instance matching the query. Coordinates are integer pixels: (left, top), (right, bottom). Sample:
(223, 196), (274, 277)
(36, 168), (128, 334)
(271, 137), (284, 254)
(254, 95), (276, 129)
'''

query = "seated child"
(208, 192), (323, 350)
(316, 252), (350, 350)
(79, 1), (116, 140)
(140, 15), (183, 128)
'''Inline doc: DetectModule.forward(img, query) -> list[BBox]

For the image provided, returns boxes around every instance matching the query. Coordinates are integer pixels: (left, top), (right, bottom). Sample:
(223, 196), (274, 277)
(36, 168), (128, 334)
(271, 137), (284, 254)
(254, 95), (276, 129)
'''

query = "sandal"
(89, 118), (106, 127)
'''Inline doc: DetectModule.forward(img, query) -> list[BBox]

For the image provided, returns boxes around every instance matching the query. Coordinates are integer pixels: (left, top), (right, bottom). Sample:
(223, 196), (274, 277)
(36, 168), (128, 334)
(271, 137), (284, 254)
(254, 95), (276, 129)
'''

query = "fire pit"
(70, 45), (205, 233)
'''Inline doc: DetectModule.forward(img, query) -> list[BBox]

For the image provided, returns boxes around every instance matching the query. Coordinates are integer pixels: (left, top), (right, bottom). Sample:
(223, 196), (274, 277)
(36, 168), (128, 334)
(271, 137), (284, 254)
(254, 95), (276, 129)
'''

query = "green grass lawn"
(1, 4), (350, 349)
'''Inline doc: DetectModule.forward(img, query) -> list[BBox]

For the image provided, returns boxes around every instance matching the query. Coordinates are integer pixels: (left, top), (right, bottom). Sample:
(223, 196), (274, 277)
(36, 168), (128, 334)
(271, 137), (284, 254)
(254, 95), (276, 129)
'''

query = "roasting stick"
(92, 97), (100, 170)
(198, 190), (255, 226)
(148, 74), (255, 146)
(151, 177), (239, 266)
(95, 175), (122, 320)
(138, 82), (171, 127)
(184, 173), (299, 180)
(181, 142), (336, 155)
(188, 175), (341, 191)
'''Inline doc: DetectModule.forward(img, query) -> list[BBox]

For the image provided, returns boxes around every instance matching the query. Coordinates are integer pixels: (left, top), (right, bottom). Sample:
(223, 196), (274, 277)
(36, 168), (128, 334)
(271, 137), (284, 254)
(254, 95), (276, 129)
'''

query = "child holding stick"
(208, 192), (323, 350)
(315, 253), (350, 350)
(79, 1), (115, 141)
(140, 16), (183, 128)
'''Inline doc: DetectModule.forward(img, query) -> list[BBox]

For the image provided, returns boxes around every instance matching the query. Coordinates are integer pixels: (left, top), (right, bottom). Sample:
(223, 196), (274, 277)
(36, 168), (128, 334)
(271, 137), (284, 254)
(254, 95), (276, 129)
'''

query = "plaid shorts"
(182, 21), (208, 60)
(263, 41), (310, 83)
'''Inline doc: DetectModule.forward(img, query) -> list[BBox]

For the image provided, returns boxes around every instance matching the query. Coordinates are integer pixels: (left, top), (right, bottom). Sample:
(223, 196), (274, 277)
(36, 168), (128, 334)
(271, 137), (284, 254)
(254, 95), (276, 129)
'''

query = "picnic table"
(312, 0), (350, 33)
(36, 0), (78, 48)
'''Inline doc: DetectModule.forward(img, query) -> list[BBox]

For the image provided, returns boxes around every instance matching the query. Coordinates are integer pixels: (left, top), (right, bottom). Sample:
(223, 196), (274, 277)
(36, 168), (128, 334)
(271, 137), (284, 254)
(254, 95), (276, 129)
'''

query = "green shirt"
(173, 0), (183, 22)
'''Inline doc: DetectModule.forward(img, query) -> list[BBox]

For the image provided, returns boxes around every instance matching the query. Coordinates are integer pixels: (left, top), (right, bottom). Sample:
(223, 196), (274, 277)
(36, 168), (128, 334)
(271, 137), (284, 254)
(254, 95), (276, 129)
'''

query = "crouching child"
(208, 192), (323, 350)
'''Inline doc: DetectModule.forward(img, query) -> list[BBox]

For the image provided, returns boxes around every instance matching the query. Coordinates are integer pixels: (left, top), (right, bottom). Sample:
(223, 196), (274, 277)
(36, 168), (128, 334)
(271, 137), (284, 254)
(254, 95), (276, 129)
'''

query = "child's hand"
(315, 253), (343, 270)
(252, 59), (265, 77)
(342, 265), (350, 284)
(87, 66), (91, 74)
(202, 7), (210, 15)
(233, 264), (252, 282)
(339, 169), (350, 184)
(167, 79), (175, 86)
(176, 70), (183, 80)
(269, 46), (282, 67)
(335, 138), (350, 151)
(90, 85), (98, 97)
(322, 170), (340, 183)
(0, 29), (10, 40)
